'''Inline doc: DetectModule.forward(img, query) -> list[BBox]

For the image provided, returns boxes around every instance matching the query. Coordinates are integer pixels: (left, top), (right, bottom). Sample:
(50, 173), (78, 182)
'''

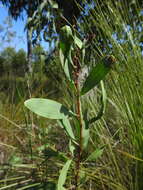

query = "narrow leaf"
(88, 81), (107, 124)
(49, 0), (58, 9)
(57, 160), (72, 190)
(86, 148), (104, 161)
(81, 55), (116, 95)
(82, 125), (90, 150)
(82, 110), (90, 149)
(59, 49), (72, 81)
(74, 35), (83, 49)
(75, 111), (89, 150)
(60, 26), (73, 44)
(58, 118), (76, 141)
(59, 26), (73, 58)
(39, 0), (48, 11)
(24, 98), (75, 119)
(59, 26), (74, 82)
(69, 140), (75, 156)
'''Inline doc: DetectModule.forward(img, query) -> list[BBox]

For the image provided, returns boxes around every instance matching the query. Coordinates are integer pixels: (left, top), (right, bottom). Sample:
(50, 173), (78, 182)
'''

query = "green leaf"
(58, 118), (76, 141)
(86, 148), (104, 161)
(60, 26), (73, 44)
(74, 35), (83, 49)
(82, 123), (90, 150)
(59, 26), (73, 57)
(81, 47), (85, 64)
(59, 25), (74, 82)
(88, 81), (107, 124)
(82, 110), (90, 149)
(49, 0), (58, 9)
(39, 0), (48, 11)
(81, 56), (116, 95)
(59, 49), (72, 81)
(24, 98), (75, 119)
(57, 160), (72, 190)
(59, 41), (70, 58)
(69, 140), (75, 156)
(74, 113), (89, 149)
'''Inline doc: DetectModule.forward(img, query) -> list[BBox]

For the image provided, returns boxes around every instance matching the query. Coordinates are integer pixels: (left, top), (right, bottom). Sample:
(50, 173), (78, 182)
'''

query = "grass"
(78, 0), (143, 189)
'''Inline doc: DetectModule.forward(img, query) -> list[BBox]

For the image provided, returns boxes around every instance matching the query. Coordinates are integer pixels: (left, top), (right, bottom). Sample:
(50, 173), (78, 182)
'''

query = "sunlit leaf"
(24, 98), (75, 119)
(75, 113), (89, 150)
(82, 124), (90, 150)
(58, 117), (76, 141)
(69, 140), (75, 156)
(60, 25), (73, 44)
(74, 35), (83, 49)
(59, 25), (74, 82)
(57, 160), (72, 190)
(81, 55), (116, 95)
(49, 0), (58, 9)
(59, 49), (72, 81)
(88, 81), (107, 124)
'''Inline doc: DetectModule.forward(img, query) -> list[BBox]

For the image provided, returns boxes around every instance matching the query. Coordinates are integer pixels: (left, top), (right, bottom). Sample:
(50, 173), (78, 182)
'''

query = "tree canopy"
(2, 0), (143, 51)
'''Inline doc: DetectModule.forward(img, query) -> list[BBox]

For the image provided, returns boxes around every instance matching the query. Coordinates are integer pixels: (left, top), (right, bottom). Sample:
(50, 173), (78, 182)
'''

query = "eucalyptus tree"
(1, 0), (84, 74)
(0, 16), (16, 50)
(0, 47), (27, 76)
(1, 0), (43, 73)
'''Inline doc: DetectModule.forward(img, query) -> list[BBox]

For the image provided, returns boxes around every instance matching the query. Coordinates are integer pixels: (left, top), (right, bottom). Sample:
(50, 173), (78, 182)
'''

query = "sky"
(0, 2), (53, 53)
(0, 2), (27, 51)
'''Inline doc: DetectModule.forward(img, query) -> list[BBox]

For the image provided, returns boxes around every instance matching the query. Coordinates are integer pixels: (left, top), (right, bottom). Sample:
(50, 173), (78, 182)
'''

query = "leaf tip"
(104, 55), (116, 68)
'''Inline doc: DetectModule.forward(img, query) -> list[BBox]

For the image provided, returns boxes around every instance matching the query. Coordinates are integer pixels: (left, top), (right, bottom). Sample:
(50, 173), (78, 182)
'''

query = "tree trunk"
(27, 0), (33, 74)
(27, 27), (33, 74)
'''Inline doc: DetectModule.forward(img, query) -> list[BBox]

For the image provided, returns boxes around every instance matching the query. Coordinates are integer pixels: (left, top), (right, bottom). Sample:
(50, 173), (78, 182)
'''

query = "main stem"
(74, 56), (83, 189)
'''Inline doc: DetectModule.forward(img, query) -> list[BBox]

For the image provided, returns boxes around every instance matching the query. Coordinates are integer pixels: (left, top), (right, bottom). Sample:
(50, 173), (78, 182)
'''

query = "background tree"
(1, 0), (84, 65)
(0, 16), (17, 49)
(0, 47), (27, 76)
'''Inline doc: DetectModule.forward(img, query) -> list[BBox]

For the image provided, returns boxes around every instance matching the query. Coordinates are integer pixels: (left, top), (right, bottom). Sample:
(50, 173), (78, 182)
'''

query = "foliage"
(1, 0), (143, 190)
(1, 0), (84, 46)
(0, 46), (64, 104)
(24, 25), (115, 189)
(0, 47), (27, 76)
(0, 16), (17, 49)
